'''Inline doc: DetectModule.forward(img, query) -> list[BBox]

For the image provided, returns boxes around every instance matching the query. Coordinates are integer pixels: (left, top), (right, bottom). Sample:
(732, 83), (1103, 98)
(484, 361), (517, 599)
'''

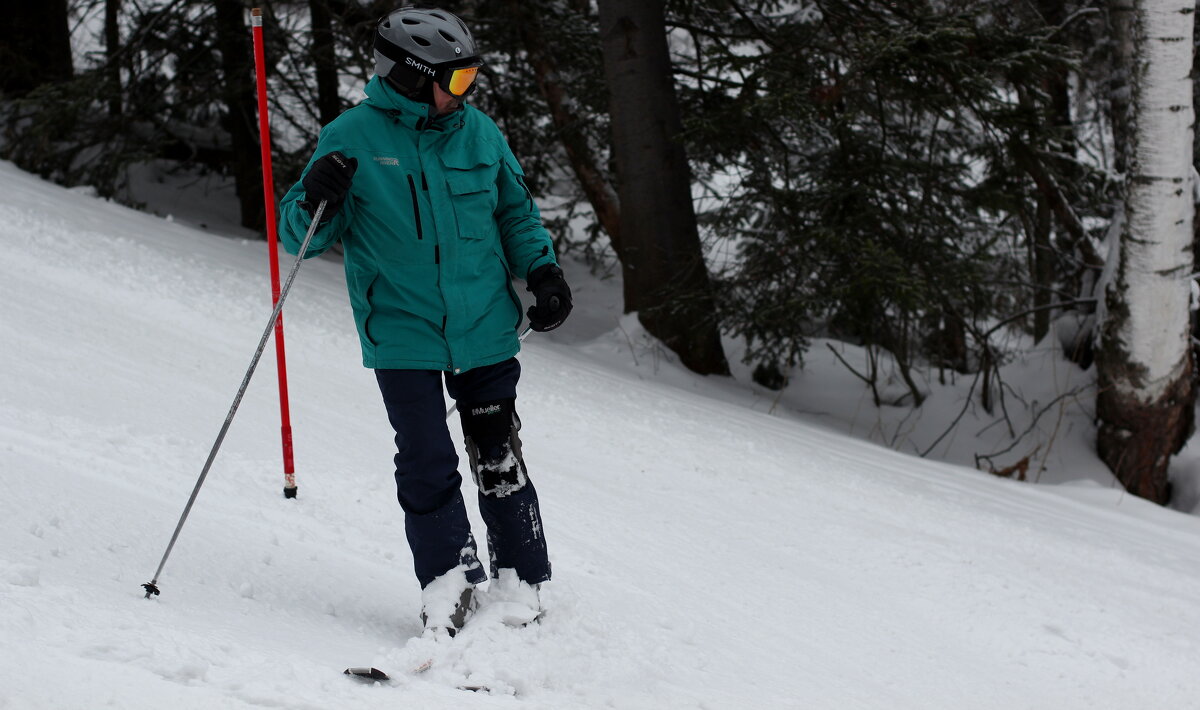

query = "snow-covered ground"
(2, 159), (1200, 708)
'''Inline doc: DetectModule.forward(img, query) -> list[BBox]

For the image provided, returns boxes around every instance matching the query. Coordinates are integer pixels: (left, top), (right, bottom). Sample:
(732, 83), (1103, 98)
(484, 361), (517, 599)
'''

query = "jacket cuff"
(525, 247), (556, 281)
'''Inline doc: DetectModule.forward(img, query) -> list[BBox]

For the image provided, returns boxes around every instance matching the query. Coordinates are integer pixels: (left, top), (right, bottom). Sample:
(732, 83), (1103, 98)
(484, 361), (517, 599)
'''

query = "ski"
(344, 667), (390, 682)
(343, 666), (496, 694)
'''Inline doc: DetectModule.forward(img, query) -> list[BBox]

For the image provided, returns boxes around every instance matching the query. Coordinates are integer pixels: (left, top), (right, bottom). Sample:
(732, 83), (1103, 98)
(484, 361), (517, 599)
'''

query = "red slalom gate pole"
(251, 8), (298, 499)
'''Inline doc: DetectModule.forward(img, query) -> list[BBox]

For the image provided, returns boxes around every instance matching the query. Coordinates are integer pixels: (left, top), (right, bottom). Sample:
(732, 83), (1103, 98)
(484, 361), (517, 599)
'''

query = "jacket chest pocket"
(443, 160), (499, 241)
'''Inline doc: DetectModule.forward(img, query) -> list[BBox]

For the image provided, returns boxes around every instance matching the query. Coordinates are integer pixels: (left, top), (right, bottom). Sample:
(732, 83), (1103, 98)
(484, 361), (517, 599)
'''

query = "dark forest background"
(3, 0), (1198, 503)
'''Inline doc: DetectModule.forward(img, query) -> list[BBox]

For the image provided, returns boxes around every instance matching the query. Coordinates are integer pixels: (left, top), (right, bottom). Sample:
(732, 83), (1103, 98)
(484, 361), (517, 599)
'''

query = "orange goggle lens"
(447, 66), (479, 97)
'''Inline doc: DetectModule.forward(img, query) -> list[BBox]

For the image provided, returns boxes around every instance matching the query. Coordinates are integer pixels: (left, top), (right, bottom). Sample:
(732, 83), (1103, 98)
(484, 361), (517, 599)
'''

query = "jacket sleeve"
(278, 122), (356, 259)
(493, 140), (557, 280)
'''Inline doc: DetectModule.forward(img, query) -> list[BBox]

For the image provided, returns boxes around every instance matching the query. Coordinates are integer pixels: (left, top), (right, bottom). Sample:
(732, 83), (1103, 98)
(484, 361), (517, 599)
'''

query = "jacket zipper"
(407, 174), (423, 240)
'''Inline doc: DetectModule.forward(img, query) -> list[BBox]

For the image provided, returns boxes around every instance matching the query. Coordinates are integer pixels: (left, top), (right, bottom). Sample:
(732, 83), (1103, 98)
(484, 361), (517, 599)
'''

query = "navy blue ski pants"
(375, 358), (550, 589)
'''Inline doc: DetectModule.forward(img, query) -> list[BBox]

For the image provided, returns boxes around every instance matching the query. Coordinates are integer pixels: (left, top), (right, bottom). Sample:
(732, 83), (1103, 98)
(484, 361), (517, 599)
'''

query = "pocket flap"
(445, 168), (495, 196)
(440, 138), (501, 170)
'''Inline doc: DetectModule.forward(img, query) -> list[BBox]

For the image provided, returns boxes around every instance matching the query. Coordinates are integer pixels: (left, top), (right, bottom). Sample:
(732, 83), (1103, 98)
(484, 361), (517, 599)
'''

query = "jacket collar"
(363, 75), (466, 133)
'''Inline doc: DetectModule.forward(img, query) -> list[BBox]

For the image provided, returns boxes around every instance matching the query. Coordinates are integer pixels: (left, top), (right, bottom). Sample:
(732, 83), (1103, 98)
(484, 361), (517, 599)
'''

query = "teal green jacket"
(279, 77), (557, 373)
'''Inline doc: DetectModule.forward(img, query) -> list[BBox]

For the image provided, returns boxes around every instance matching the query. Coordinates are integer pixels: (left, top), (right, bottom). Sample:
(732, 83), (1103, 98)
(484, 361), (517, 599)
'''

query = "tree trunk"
(1096, 0), (1196, 505)
(1108, 0), (1136, 175)
(214, 0), (265, 231)
(1035, 0), (1079, 340)
(598, 0), (729, 376)
(1191, 5), (1200, 373)
(1031, 194), (1054, 342)
(0, 0), (73, 97)
(1038, 0), (1076, 153)
(105, 0), (122, 116)
(507, 0), (624, 258)
(309, 0), (341, 127)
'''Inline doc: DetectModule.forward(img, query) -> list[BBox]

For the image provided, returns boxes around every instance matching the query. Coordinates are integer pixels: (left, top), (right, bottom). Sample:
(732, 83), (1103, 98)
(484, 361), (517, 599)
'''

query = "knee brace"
(459, 398), (528, 498)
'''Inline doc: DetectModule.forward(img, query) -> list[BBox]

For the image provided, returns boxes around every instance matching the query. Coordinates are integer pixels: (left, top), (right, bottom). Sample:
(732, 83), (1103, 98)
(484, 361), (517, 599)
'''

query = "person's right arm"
(278, 124), (358, 258)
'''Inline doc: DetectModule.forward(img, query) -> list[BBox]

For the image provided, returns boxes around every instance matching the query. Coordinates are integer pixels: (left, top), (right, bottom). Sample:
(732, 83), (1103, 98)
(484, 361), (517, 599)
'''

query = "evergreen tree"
(675, 0), (1094, 401)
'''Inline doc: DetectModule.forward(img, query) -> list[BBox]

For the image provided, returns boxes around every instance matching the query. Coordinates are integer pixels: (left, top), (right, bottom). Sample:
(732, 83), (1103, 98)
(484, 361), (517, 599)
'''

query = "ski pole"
(142, 200), (327, 599)
(444, 322), (539, 420)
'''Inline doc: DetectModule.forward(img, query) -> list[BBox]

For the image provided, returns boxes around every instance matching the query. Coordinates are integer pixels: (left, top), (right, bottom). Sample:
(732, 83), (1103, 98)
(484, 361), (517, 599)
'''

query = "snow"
(2, 158), (1200, 708)
(419, 564), (474, 631)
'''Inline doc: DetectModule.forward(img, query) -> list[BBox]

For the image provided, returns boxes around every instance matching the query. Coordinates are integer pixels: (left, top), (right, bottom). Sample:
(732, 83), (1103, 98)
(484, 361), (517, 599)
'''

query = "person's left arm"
(493, 141), (557, 279)
(493, 139), (572, 331)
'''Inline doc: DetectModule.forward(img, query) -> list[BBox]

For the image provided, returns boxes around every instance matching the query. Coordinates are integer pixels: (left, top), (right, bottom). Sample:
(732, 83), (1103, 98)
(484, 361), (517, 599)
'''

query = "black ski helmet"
(374, 6), (483, 101)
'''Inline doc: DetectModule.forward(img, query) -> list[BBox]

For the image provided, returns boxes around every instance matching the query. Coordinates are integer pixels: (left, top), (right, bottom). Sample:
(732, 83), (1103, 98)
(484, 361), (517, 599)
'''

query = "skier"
(278, 6), (571, 636)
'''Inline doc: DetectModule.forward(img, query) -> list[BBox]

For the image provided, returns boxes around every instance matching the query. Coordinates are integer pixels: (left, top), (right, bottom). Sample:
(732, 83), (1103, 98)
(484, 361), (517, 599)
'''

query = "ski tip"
(344, 667), (390, 682)
(460, 684), (492, 693)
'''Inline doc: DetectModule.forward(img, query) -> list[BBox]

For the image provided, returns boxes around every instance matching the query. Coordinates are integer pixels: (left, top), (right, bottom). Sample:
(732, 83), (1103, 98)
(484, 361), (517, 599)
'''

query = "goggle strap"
(373, 33), (412, 65)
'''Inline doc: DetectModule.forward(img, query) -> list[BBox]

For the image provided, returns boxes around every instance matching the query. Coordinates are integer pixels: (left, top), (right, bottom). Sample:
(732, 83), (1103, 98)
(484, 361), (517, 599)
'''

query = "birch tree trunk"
(1096, 0), (1196, 504)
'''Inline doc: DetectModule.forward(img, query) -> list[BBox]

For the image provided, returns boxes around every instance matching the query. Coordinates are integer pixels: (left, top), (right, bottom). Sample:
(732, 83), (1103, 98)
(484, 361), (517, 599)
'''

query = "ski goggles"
(440, 61), (482, 98)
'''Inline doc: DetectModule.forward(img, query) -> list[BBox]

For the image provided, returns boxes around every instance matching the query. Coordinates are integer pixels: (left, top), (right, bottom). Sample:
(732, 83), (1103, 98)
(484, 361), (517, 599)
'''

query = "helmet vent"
(438, 29), (457, 42)
(429, 12), (448, 21)
(413, 35), (432, 46)
(401, 17), (421, 25)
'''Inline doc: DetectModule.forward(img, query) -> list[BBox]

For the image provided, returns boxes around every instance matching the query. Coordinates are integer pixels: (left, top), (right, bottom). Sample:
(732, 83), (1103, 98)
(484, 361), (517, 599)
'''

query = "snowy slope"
(2, 159), (1200, 709)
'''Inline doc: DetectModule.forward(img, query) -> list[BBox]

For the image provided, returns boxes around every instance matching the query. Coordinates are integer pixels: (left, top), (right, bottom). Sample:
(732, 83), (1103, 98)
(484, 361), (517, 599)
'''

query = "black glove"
(301, 151), (358, 219)
(526, 263), (572, 332)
